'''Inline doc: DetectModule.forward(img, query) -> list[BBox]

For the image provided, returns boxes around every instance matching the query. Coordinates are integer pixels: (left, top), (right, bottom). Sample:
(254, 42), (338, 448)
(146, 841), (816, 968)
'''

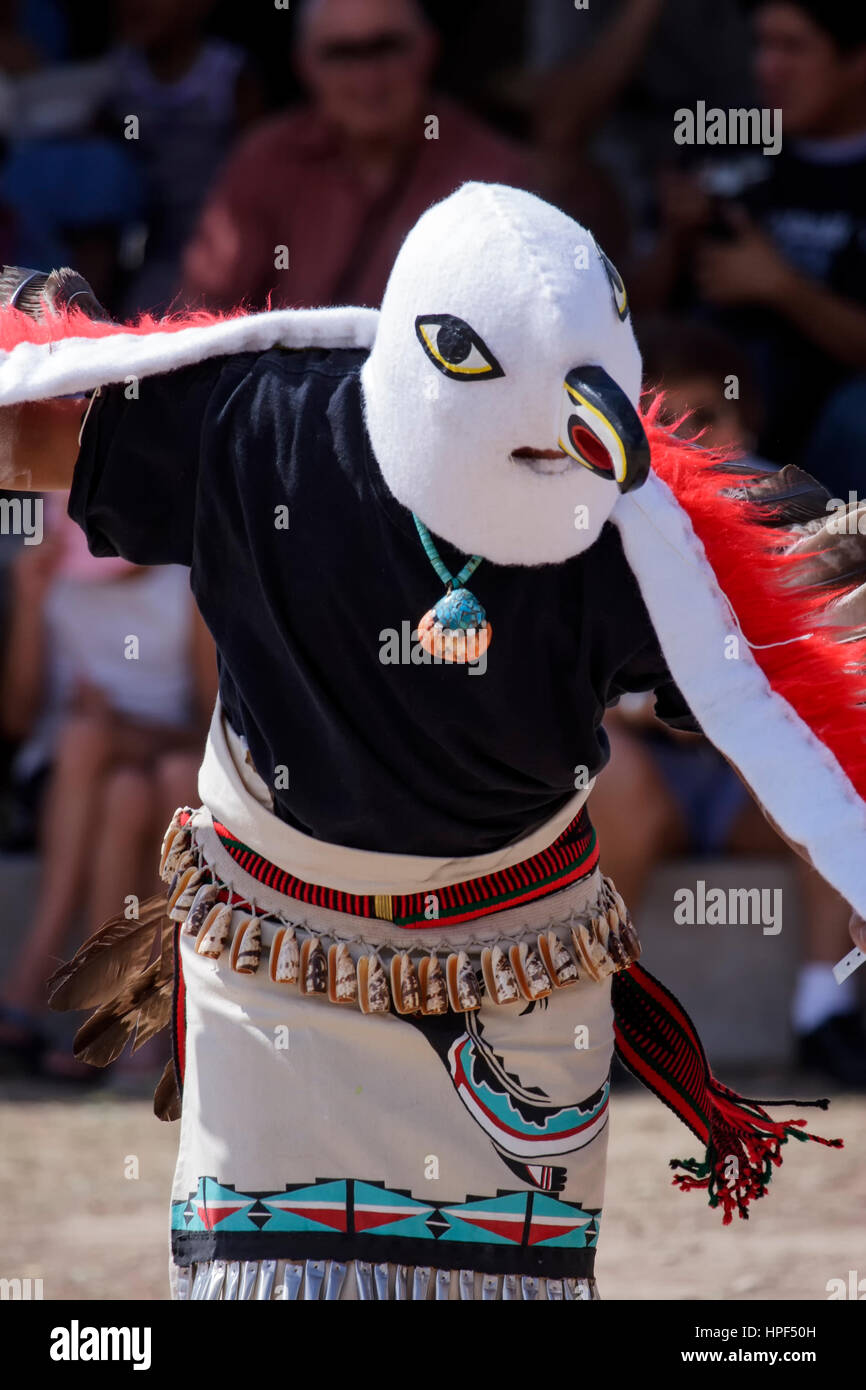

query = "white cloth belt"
(197, 699), (594, 897)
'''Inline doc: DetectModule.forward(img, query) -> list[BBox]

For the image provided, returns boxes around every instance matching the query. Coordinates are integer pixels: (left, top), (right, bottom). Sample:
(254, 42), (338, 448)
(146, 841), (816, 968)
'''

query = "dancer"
(0, 184), (863, 1300)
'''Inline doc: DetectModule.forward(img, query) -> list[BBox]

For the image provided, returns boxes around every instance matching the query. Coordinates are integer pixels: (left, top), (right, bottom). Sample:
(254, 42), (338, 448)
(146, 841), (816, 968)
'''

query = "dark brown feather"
(72, 1005), (140, 1067)
(722, 463), (832, 529)
(47, 894), (167, 1011)
(154, 1058), (181, 1122)
(72, 960), (161, 1065)
(131, 979), (173, 1053)
(158, 914), (176, 970)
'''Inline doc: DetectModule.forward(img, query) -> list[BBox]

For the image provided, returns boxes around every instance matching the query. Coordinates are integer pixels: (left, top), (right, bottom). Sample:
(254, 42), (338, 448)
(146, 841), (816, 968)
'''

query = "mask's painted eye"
(597, 246), (629, 321)
(415, 314), (504, 381)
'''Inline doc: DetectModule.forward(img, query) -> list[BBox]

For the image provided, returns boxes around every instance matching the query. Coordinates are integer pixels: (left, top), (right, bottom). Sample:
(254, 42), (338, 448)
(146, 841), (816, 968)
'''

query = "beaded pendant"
(413, 515), (491, 663)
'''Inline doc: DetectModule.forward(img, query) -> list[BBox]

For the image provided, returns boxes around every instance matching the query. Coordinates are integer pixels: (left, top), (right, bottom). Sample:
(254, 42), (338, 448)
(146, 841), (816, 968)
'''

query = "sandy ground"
(1, 1069), (862, 1302)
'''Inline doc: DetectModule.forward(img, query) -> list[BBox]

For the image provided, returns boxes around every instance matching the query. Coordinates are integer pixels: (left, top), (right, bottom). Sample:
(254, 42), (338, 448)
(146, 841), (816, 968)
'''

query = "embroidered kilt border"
(165, 803), (632, 1299)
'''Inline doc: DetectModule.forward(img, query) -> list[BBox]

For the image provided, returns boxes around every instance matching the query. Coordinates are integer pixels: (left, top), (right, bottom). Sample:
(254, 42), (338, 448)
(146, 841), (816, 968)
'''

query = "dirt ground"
(1, 1070), (862, 1301)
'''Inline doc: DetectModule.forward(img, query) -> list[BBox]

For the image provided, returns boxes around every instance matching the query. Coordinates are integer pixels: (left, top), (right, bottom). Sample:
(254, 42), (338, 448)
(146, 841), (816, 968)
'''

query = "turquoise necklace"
(412, 514), (491, 663)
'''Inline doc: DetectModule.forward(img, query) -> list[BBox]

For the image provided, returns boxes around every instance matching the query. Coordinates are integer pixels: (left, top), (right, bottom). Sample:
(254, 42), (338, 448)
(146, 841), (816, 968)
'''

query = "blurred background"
(0, 0), (865, 1298)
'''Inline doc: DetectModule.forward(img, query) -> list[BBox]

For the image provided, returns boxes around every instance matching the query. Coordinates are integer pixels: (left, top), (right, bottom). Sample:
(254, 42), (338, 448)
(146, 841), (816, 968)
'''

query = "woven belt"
(182, 806), (599, 928)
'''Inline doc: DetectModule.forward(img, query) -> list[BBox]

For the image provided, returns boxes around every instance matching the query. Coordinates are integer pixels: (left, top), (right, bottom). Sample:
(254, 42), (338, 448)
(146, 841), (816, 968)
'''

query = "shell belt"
(177, 1257), (599, 1302)
(160, 809), (640, 1016)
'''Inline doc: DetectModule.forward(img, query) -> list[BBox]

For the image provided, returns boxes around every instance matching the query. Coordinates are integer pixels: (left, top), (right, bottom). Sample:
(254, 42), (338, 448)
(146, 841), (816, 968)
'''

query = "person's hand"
(695, 205), (795, 307)
(657, 168), (712, 241)
(849, 913), (866, 954)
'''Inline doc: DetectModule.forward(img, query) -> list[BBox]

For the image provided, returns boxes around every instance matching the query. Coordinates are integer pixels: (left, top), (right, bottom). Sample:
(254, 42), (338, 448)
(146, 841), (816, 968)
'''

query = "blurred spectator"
(0, 0), (142, 306)
(642, 2), (866, 479)
(205, 0), (529, 125)
(0, 0), (66, 70)
(182, 0), (533, 311)
(590, 319), (866, 1086)
(0, 133), (141, 303)
(111, 0), (264, 314)
(529, 0), (755, 259)
(0, 501), (216, 1080)
(642, 317), (766, 454)
(0, 0), (265, 314)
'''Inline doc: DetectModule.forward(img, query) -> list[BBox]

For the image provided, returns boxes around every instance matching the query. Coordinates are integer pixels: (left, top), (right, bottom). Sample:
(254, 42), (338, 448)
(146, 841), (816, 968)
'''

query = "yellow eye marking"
(417, 323), (493, 376)
(414, 314), (504, 381)
(600, 249), (629, 320)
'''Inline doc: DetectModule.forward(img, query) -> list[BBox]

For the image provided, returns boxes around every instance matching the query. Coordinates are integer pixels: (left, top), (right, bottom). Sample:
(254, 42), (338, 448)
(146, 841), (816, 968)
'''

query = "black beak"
(558, 366), (650, 493)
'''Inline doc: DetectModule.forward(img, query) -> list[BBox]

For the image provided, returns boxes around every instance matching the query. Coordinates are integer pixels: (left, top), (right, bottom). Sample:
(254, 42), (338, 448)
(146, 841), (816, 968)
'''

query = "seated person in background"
(529, 0), (755, 268)
(692, 0), (866, 481)
(589, 319), (866, 1087)
(0, 498), (216, 1079)
(182, 0), (533, 311)
(0, 0), (143, 307)
(111, 0), (264, 315)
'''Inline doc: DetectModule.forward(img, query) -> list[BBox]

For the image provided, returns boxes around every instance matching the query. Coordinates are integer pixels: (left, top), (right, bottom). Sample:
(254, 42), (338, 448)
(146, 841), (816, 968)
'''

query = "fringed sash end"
(612, 963), (843, 1224)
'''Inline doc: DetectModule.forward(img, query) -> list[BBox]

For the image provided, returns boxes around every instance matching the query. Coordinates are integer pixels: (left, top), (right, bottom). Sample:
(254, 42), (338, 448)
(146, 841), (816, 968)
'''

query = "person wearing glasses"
(182, 0), (533, 312)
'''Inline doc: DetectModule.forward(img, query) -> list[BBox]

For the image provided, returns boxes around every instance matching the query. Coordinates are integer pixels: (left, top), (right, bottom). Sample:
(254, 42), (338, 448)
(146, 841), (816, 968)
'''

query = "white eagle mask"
(360, 181), (648, 567)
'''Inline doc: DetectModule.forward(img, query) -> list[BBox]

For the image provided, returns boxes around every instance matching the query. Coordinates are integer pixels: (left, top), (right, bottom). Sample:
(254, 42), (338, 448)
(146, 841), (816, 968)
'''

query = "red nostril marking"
(571, 423), (612, 472)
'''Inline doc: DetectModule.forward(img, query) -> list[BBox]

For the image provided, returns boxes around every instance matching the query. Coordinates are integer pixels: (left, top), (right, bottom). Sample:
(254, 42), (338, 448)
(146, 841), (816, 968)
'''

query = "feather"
(47, 894), (166, 1011)
(825, 585), (866, 635)
(786, 503), (866, 594)
(154, 1058), (181, 1122)
(51, 890), (178, 1070)
(636, 395), (866, 794)
(130, 979), (173, 1053)
(616, 395), (866, 918)
(0, 265), (110, 321)
(158, 914), (176, 969)
(72, 959), (162, 1066)
(721, 463), (832, 530)
(72, 1004), (139, 1067)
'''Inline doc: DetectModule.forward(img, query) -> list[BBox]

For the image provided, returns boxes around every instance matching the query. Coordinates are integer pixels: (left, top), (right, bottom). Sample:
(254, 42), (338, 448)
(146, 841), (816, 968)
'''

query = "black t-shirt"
(725, 142), (866, 466)
(70, 346), (695, 856)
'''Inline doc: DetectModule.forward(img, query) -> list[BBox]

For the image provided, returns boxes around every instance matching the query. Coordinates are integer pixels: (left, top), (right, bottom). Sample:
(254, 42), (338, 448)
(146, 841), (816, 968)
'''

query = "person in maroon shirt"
(182, 0), (534, 310)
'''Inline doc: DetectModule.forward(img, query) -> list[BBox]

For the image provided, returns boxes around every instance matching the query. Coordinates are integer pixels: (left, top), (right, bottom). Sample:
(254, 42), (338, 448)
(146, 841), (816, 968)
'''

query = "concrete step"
(636, 858), (801, 1068)
(0, 854), (42, 980)
(0, 854), (84, 1045)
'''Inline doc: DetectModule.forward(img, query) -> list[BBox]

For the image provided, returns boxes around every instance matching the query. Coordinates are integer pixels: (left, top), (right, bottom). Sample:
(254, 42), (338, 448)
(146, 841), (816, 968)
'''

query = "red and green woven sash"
(207, 805), (598, 927)
(612, 963), (842, 1223)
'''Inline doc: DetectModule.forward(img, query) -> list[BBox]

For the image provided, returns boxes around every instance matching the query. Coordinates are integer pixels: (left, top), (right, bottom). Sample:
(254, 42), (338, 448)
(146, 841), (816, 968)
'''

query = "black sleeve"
(68, 358), (227, 567)
(652, 677), (701, 733)
(607, 637), (702, 734)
